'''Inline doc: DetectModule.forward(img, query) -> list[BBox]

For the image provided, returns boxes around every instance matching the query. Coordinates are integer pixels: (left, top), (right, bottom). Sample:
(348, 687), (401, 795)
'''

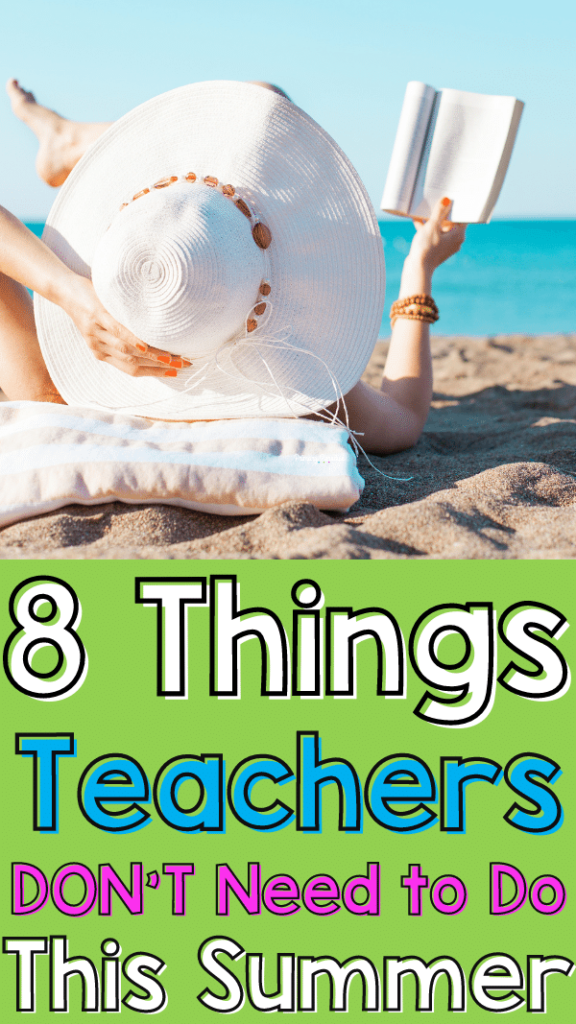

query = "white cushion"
(0, 402), (364, 527)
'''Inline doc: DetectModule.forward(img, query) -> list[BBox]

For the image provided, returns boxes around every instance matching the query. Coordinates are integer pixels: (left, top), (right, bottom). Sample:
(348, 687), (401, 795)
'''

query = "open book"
(381, 82), (524, 223)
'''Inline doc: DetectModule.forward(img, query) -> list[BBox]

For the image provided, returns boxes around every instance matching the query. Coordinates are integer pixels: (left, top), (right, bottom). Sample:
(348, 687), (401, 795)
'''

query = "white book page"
(380, 82), (437, 215)
(410, 89), (520, 223)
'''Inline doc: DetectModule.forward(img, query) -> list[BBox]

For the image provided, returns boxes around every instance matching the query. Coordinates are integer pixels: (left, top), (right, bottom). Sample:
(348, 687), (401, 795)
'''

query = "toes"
(6, 77), (36, 107)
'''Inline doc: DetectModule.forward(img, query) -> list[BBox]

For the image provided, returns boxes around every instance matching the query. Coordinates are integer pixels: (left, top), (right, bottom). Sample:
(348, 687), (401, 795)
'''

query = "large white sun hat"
(35, 80), (385, 420)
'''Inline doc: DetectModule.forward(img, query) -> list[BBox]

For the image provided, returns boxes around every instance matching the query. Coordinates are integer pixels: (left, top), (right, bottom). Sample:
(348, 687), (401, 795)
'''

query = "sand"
(1, 333), (575, 560)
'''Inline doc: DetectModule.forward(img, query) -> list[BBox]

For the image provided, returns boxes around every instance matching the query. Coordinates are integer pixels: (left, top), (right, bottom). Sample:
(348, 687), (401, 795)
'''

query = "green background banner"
(1, 560), (574, 1019)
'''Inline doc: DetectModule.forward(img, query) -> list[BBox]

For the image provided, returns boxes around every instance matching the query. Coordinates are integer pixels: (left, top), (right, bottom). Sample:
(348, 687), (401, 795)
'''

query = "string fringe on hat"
(107, 323), (412, 485)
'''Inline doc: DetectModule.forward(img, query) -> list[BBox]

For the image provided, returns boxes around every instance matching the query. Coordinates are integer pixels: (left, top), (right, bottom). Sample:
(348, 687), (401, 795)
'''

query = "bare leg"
(0, 271), (64, 401)
(7, 79), (290, 188)
(6, 79), (112, 187)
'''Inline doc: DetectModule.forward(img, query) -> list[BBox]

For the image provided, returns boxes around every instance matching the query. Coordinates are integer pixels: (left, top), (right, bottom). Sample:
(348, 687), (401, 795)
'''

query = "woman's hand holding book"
(409, 197), (466, 272)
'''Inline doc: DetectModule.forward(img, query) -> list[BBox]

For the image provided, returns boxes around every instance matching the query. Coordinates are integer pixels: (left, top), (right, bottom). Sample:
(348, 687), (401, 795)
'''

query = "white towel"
(0, 402), (364, 527)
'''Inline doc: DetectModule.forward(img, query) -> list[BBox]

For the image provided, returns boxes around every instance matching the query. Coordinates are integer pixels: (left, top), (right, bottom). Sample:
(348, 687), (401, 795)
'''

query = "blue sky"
(1, 0), (574, 220)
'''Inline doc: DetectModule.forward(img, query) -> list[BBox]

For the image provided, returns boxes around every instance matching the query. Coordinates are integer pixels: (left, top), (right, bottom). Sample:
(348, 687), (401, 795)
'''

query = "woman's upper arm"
(343, 380), (425, 456)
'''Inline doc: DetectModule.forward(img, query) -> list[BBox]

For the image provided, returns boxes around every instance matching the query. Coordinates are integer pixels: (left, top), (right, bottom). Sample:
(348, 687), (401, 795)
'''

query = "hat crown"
(91, 182), (265, 358)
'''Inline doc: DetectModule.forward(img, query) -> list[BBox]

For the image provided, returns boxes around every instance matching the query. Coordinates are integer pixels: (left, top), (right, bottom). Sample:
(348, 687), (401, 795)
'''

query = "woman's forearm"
(0, 205), (189, 378)
(0, 205), (77, 307)
(343, 201), (466, 456)
(379, 255), (434, 425)
(334, 256), (436, 454)
(340, 255), (435, 454)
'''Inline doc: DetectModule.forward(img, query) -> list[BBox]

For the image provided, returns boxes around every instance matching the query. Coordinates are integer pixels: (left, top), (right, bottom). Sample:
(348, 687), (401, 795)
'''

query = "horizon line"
(19, 214), (576, 224)
(377, 214), (576, 223)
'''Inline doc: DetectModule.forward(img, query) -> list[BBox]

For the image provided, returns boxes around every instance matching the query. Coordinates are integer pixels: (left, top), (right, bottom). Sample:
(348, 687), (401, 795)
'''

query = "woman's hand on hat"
(408, 197), (467, 273)
(61, 275), (190, 377)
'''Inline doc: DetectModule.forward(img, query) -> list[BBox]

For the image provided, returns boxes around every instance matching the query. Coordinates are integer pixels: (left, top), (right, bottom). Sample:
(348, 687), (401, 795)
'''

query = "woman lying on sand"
(0, 78), (466, 455)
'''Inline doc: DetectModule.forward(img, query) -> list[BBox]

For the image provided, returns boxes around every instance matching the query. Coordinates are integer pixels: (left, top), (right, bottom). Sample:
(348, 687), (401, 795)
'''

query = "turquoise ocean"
(378, 218), (576, 336)
(28, 219), (576, 337)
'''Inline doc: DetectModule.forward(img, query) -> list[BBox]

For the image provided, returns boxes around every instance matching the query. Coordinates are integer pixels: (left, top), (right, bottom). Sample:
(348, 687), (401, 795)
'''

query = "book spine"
(381, 83), (437, 215)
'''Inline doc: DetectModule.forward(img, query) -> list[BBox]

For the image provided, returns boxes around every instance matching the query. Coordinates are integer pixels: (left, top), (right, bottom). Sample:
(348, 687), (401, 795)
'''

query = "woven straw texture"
(35, 81), (385, 420)
(91, 183), (267, 359)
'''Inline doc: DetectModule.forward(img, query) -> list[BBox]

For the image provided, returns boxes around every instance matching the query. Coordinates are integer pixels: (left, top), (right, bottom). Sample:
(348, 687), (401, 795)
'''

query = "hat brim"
(36, 81), (385, 419)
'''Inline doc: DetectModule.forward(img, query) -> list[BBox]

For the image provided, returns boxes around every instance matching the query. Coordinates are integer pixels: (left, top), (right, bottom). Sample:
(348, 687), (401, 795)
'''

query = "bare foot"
(6, 79), (111, 187)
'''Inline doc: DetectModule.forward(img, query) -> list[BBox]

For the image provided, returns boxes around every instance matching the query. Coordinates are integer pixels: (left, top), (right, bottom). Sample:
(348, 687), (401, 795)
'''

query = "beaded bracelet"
(390, 294), (439, 328)
(392, 294), (439, 312)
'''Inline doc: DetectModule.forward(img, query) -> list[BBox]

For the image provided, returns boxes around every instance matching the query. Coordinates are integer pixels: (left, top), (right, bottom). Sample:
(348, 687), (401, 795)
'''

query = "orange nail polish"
(170, 359), (184, 368)
(135, 343), (147, 353)
(164, 369), (178, 377)
(157, 354), (171, 365)
(442, 197), (451, 207)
